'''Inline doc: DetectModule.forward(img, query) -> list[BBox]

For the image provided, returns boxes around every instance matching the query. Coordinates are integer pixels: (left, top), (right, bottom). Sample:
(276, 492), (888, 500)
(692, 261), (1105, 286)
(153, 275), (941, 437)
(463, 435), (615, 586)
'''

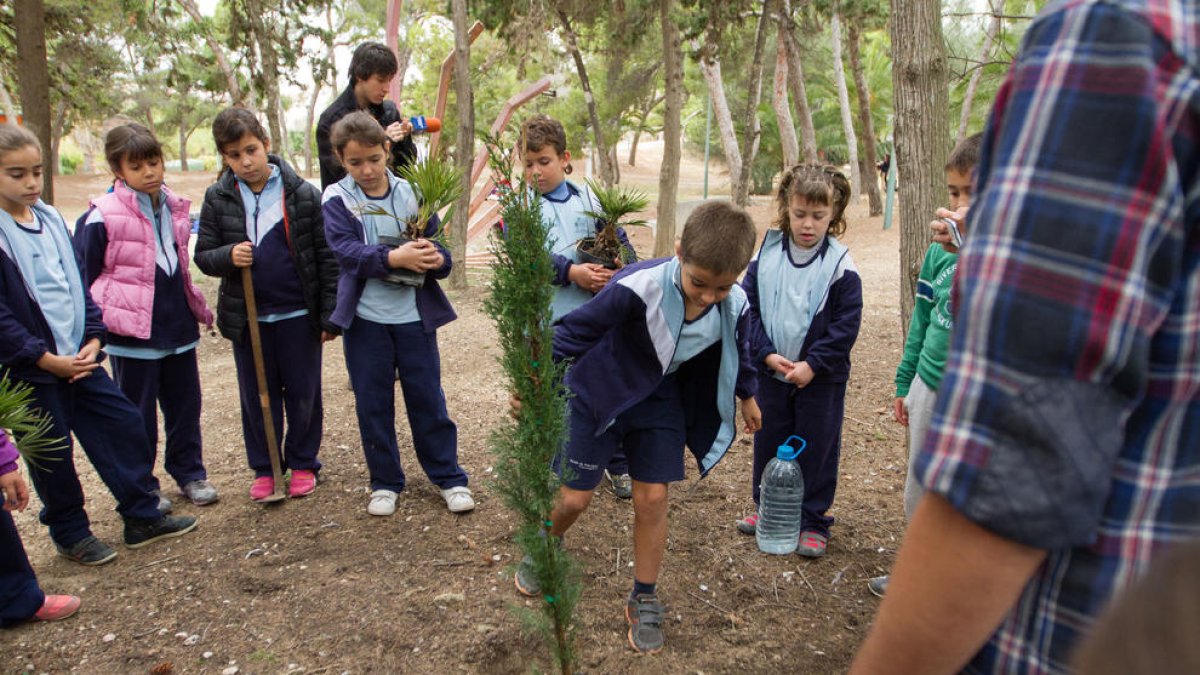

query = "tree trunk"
(848, 20), (882, 216)
(177, 0), (246, 105)
(891, 0), (951, 337)
(14, 0), (53, 203)
(655, 0), (684, 258)
(772, 31), (799, 168)
(244, 0), (285, 152)
(0, 79), (17, 121)
(554, 5), (616, 187)
(699, 50), (741, 200)
(448, 0), (474, 289)
(830, 10), (861, 201)
(732, 0), (776, 206)
(779, 0), (818, 164)
(49, 99), (67, 178)
(304, 80), (322, 177)
(957, 1), (1001, 143)
(179, 111), (189, 172)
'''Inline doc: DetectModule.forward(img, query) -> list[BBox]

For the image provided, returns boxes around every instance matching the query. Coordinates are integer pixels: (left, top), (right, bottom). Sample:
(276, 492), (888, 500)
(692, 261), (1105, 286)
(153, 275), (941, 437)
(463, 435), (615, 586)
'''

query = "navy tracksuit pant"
(19, 370), (161, 549)
(110, 350), (206, 490)
(343, 319), (467, 492)
(0, 504), (43, 627)
(752, 375), (847, 538)
(230, 315), (323, 478)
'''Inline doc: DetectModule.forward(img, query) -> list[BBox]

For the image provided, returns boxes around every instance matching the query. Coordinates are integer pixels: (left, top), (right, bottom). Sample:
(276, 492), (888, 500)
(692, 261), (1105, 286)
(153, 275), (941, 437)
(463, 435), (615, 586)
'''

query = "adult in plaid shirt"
(852, 0), (1200, 672)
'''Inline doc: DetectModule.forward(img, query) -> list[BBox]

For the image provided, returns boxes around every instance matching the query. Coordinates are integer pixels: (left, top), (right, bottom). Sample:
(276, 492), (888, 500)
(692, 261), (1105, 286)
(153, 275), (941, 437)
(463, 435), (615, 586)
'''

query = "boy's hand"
(0, 469), (30, 511)
(931, 206), (970, 253)
(37, 350), (100, 382)
(568, 263), (614, 293)
(894, 397), (909, 426)
(740, 397), (762, 434)
(786, 361), (815, 388)
(321, 331), (339, 343)
(70, 339), (102, 382)
(388, 239), (442, 272)
(231, 242), (254, 268)
(385, 120), (413, 143)
(508, 393), (522, 419)
(764, 353), (795, 377)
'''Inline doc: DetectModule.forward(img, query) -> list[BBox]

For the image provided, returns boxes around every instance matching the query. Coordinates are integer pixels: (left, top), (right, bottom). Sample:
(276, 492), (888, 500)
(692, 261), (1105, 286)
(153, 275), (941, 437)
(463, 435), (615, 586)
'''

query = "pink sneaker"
(249, 476), (275, 502)
(289, 470), (316, 498)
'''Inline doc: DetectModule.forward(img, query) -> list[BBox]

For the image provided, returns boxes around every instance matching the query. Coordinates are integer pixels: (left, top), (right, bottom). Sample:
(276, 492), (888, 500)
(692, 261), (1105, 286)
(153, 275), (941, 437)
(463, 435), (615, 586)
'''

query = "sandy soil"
(5, 142), (909, 674)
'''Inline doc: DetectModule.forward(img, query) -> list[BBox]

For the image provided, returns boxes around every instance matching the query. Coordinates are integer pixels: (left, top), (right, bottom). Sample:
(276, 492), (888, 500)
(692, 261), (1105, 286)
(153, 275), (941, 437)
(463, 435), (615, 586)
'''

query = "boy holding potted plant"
(321, 111), (473, 517)
(520, 114), (638, 498)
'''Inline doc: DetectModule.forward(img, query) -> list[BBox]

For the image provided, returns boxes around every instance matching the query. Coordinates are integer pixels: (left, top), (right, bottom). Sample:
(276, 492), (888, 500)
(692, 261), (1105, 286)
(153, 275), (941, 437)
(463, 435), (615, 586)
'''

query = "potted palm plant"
(575, 179), (648, 269)
(357, 156), (464, 287)
(0, 376), (61, 468)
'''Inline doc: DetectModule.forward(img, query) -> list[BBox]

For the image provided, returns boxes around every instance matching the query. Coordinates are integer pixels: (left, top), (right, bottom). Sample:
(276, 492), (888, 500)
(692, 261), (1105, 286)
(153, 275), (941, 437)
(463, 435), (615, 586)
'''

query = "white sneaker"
(367, 489), (398, 516)
(440, 486), (475, 513)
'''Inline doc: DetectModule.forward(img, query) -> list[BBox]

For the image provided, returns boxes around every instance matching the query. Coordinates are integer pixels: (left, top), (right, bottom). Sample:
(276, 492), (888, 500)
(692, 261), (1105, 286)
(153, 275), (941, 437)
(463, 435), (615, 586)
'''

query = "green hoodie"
(895, 243), (957, 397)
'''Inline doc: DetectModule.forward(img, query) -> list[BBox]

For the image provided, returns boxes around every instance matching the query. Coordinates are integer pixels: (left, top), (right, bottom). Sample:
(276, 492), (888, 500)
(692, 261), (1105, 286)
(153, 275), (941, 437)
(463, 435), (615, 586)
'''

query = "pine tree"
(483, 136), (581, 674)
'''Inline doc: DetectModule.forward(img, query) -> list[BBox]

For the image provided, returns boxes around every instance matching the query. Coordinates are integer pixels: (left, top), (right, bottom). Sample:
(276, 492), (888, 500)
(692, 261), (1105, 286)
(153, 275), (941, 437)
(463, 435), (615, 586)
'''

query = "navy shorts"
(555, 374), (686, 490)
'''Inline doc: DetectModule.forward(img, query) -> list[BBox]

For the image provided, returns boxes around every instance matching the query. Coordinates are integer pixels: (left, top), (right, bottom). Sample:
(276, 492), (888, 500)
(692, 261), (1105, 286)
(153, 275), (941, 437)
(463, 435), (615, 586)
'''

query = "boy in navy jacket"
(514, 201), (762, 653)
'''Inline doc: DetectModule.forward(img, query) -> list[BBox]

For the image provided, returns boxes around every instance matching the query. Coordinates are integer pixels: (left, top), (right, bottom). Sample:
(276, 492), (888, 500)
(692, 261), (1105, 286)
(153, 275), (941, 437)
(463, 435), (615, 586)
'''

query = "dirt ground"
(4, 143), (908, 674)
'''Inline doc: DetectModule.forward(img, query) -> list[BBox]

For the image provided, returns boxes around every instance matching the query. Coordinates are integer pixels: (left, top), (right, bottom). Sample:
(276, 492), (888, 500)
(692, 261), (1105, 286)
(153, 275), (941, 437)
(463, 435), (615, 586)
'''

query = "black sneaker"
(123, 514), (198, 549)
(56, 535), (118, 566)
(625, 593), (666, 654)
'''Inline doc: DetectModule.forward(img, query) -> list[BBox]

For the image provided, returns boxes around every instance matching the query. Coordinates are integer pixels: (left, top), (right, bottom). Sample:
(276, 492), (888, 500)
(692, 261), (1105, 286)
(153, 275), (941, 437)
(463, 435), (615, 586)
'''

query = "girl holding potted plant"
(321, 111), (473, 517)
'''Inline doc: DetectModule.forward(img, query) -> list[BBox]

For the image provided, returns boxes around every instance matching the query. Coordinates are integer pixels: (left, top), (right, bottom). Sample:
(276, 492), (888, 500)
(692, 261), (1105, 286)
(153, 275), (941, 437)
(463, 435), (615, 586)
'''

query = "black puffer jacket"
(194, 155), (339, 344)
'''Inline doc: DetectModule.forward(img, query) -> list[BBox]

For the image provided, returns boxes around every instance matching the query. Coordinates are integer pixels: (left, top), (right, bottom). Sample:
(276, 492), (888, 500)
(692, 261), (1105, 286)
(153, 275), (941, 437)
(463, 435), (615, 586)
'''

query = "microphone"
(409, 116), (442, 134)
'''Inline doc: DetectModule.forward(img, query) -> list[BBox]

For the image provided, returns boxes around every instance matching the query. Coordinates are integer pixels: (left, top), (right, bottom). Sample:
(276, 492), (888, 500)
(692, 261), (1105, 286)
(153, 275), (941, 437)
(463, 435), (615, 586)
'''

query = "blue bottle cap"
(776, 435), (807, 461)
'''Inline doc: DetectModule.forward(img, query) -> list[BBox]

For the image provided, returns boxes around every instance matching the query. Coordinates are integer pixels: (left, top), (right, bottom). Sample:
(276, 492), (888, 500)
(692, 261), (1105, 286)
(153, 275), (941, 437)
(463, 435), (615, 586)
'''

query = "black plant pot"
(576, 237), (620, 270)
(378, 235), (427, 288)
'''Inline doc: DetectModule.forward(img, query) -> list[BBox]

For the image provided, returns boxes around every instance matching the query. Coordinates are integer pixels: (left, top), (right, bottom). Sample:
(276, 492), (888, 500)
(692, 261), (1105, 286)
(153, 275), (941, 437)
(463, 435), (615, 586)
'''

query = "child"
(736, 164), (863, 559)
(194, 108), (338, 502)
(0, 123), (197, 563)
(320, 111), (473, 516)
(869, 133), (981, 597)
(515, 201), (763, 654)
(73, 123), (217, 507)
(1, 431), (80, 626)
(520, 113), (635, 500)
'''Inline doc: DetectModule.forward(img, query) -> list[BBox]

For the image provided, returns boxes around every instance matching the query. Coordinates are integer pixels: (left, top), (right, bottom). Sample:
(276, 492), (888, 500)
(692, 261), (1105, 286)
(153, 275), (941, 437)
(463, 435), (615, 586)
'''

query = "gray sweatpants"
(903, 376), (938, 520)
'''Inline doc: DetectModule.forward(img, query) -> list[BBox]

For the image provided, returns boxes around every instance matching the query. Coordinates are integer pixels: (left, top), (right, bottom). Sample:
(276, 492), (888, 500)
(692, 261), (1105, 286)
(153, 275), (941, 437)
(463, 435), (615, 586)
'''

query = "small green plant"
(581, 179), (648, 266)
(0, 376), (62, 469)
(394, 156), (465, 242)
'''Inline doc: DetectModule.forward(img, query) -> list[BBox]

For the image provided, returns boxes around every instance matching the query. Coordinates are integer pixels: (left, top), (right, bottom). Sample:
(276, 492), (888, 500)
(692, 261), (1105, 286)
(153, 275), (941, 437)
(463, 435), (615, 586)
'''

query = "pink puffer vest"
(89, 182), (213, 339)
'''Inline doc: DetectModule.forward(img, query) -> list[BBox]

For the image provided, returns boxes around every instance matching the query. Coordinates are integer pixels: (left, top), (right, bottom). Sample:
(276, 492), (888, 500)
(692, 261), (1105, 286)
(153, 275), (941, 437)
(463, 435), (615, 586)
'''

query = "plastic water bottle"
(756, 435), (806, 555)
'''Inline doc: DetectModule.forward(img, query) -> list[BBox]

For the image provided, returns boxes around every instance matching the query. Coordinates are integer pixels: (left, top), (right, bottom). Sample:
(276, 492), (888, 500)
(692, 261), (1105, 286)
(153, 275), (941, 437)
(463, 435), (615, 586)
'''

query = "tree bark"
(772, 31), (799, 168)
(179, 111), (189, 172)
(244, 0), (285, 152)
(732, 0), (776, 206)
(448, 0), (474, 289)
(14, 0), (53, 203)
(554, 5), (616, 187)
(957, 1), (1001, 143)
(891, 0), (951, 337)
(177, 0), (246, 105)
(699, 46), (741, 200)
(49, 99), (67, 179)
(655, 0), (684, 258)
(779, 0), (818, 164)
(848, 20), (882, 215)
(304, 80), (322, 177)
(830, 10), (861, 201)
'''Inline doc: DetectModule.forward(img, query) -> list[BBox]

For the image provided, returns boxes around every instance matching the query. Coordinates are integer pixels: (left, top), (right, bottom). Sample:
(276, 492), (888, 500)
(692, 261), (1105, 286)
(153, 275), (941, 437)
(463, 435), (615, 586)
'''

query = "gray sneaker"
(124, 514), (198, 549)
(181, 480), (219, 506)
(868, 575), (889, 598)
(56, 535), (118, 566)
(152, 489), (172, 515)
(514, 554), (541, 597)
(625, 593), (666, 653)
(606, 470), (633, 500)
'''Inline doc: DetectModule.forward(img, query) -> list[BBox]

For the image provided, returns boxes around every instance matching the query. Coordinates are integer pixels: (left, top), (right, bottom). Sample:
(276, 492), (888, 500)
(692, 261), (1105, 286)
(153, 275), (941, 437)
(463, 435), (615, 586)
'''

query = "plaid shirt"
(913, 0), (1200, 672)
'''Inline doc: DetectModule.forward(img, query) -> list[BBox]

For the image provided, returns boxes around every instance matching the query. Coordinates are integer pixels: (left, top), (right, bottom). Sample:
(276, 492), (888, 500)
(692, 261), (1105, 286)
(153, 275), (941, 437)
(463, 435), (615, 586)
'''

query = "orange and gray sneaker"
(32, 595), (81, 622)
(626, 593), (665, 654)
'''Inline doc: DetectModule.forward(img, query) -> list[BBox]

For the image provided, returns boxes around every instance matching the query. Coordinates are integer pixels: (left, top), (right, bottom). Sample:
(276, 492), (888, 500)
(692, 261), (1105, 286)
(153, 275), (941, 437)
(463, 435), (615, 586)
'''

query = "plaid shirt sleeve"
(914, 0), (1198, 550)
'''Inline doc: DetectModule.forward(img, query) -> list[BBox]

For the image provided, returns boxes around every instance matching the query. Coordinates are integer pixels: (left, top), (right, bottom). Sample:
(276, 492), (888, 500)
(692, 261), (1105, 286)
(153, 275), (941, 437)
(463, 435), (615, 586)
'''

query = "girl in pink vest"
(73, 123), (217, 507)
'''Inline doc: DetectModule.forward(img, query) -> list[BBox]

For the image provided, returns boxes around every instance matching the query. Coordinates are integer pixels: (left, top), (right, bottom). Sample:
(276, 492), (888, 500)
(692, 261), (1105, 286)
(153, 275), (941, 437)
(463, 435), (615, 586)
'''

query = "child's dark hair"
(330, 111), (388, 156)
(349, 42), (398, 85)
(680, 201), (757, 275)
(212, 107), (269, 152)
(946, 132), (984, 175)
(105, 123), (162, 174)
(520, 114), (572, 174)
(773, 164), (852, 239)
(0, 123), (41, 158)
